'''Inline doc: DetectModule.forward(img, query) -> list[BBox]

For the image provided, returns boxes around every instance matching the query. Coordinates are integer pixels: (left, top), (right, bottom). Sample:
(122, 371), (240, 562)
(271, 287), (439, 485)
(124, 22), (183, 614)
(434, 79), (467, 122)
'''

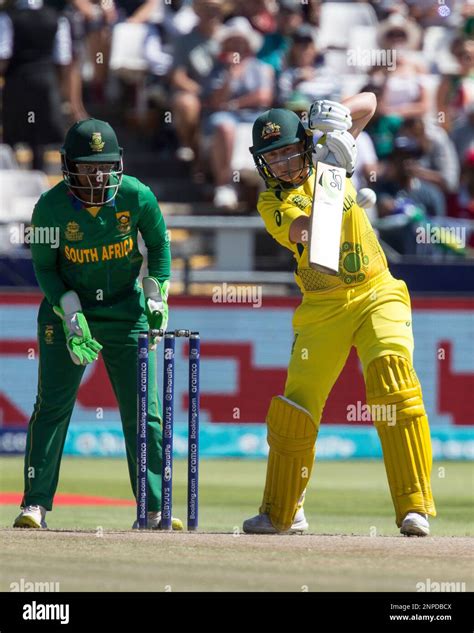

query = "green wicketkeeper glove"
(53, 290), (103, 366)
(142, 277), (169, 349)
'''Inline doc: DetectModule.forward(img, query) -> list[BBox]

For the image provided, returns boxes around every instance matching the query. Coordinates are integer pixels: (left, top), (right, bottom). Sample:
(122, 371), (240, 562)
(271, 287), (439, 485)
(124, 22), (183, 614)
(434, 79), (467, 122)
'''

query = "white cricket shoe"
(400, 512), (430, 537)
(13, 505), (47, 529)
(132, 511), (183, 531)
(242, 507), (308, 534)
(213, 185), (238, 210)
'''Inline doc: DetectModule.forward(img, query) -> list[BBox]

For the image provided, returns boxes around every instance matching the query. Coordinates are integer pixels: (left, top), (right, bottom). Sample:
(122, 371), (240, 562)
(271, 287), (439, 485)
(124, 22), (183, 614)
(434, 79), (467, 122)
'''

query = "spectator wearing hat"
(257, 0), (303, 75)
(170, 0), (225, 163)
(278, 24), (341, 109)
(437, 37), (474, 132)
(371, 14), (430, 120)
(202, 17), (274, 209)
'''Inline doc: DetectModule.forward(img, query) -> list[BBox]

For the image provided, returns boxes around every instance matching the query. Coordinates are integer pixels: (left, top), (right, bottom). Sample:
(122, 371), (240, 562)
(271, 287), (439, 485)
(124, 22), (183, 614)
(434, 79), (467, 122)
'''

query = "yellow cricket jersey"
(257, 172), (387, 294)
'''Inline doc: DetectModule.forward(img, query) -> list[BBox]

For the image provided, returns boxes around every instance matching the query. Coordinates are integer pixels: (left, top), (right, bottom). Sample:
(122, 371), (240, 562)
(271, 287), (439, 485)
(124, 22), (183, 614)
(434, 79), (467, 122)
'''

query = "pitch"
(1, 457), (472, 592)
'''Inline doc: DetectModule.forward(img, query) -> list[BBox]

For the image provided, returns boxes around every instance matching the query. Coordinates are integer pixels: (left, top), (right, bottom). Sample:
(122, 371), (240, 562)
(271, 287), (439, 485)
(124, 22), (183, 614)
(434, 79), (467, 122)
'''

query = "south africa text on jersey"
(64, 237), (134, 263)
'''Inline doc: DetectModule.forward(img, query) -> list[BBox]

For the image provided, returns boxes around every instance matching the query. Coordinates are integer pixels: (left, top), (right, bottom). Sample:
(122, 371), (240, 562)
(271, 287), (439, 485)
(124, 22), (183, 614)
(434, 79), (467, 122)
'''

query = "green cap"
(61, 118), (122, 163)
(250, 108), (307, 156)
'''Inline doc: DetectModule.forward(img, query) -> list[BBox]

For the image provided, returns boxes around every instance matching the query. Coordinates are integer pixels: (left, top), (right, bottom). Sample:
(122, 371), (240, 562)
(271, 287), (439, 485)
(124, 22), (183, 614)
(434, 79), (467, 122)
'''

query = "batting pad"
(259, 396), (318, 532)
(366, 355), (436, 527)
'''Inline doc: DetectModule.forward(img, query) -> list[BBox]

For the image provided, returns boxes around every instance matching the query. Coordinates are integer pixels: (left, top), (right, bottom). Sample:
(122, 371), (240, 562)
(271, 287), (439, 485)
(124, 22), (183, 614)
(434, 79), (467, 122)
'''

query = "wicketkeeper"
(243, 96), (436, 536)
(14, 118), (182, 530)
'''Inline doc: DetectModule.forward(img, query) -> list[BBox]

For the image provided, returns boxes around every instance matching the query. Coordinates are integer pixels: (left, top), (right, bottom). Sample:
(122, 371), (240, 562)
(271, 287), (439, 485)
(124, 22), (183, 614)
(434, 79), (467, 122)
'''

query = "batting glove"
(309, 100), (352, 133)
(313, 130), (357, 176)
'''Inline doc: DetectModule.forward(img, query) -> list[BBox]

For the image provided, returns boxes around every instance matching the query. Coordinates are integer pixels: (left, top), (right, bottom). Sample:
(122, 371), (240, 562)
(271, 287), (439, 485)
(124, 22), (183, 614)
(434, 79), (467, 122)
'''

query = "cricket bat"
(308, 158), (346, 275)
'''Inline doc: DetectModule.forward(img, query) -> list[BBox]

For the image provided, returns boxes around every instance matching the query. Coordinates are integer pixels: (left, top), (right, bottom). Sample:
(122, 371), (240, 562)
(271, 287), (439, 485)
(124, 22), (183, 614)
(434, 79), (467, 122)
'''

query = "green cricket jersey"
(30, 175), (170, 309)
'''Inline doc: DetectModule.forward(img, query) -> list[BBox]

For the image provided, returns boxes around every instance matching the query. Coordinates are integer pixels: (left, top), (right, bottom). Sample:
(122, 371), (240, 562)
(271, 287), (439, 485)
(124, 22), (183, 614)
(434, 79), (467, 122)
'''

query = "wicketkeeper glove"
(313, 130), (357, 176)
(309, 100), (352, 133)
(143, 277), (169, 349)
(53, 290), (103, 366)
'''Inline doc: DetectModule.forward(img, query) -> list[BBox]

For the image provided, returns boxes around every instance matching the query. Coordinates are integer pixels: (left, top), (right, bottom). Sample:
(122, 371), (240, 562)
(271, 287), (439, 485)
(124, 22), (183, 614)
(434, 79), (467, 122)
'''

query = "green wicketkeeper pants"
(22, 293), (163, 512)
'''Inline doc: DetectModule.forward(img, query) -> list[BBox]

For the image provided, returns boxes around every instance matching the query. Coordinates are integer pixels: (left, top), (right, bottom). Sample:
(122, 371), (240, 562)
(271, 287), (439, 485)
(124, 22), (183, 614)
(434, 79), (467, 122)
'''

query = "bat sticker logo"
(319, 167), (343, 199)
(328, 168), (343, 190)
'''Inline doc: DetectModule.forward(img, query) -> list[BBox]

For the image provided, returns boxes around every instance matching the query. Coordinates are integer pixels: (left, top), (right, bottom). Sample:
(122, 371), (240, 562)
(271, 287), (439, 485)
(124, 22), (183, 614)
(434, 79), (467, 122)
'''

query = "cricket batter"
(13, 118), (182, 530)
(243, 95), (436, 536)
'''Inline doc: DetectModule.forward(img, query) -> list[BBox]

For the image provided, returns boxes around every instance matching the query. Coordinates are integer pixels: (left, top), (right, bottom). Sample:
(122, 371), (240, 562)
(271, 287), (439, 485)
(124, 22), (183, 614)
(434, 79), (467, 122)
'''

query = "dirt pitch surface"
(2, 529), (472, 592)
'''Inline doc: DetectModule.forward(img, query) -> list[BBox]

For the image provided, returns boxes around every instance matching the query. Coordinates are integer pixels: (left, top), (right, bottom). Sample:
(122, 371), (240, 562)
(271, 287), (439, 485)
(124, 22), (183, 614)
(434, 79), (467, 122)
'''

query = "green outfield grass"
(1, 457), (472, 536)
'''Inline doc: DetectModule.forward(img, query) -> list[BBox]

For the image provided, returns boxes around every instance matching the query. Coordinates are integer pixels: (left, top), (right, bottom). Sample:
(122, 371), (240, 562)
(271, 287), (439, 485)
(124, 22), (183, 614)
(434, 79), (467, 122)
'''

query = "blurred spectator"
(202, 17), (273, 209)
(59, 0), (89, 120)
(450, 103), (474, 160)
(226, 0), (276, 35)
(257, 0), (303, 75)
(143, 23), (173, 78)
(462, 4), (474, 38)
(363, 81), (403, 159)
(277, 24), (341, 107)
(0, 0), (71, 169)
(302, 0), (320, 28)
(79, 0), (117, 104)
(370, 0), (408, 21)
(437, 37), (474, 132)
(161, 0), (198, 38)
(170, 0), (225, 162)
(397, 117), (460, 194)
(375, 134), (446, 220)
(445, 148), (474, 247)
(373, 133), (456, 254)
(371, 14), (430, 119)
(404, 0), (463, 28)
(116, 0), (156, 23)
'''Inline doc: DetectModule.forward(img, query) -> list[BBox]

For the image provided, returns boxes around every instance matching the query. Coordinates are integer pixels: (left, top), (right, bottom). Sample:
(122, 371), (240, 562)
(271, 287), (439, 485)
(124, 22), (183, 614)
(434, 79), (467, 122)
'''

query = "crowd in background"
(0, 0), (473, 257)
